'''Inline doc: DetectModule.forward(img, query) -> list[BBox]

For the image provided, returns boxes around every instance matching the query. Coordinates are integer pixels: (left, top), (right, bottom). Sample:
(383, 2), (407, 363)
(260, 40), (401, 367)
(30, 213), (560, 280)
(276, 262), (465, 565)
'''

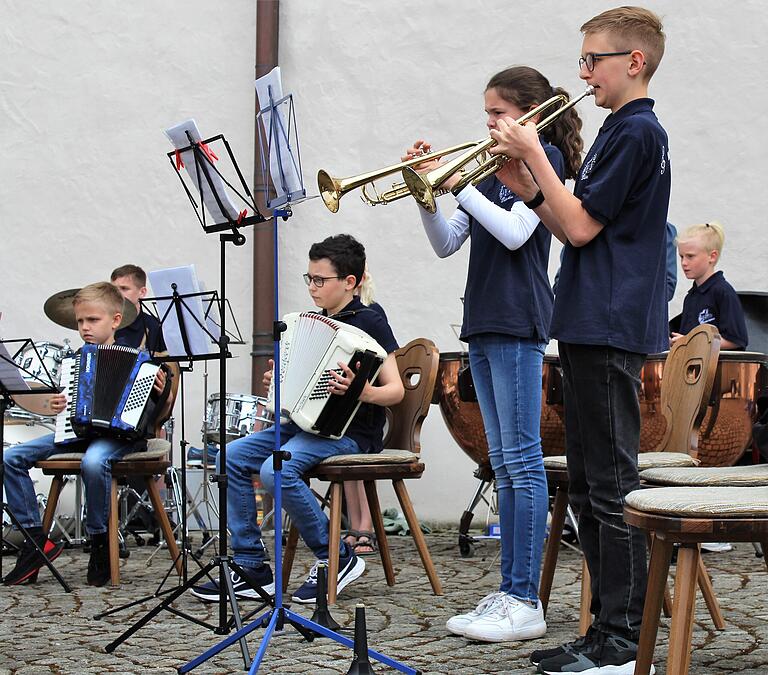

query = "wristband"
(523, 190), (545, 209)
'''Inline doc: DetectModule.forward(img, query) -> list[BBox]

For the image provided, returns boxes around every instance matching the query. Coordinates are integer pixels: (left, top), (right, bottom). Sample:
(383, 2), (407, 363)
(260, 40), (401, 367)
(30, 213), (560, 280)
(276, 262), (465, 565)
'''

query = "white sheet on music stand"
(0, 341), (31, 392)
(255, 67), (303, 200)
(164, 119), (240, 225)
(148, 266), (213, 358)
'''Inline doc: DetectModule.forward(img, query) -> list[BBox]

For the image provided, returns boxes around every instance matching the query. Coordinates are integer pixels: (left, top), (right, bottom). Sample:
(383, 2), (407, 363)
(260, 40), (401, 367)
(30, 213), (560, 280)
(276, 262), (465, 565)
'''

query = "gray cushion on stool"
(640, 464), (768, 487)
(626, 486), (768, 517)
(544, 452), (697, 472)
(42, 438), (170, 464)
(318, 449), (418, 466)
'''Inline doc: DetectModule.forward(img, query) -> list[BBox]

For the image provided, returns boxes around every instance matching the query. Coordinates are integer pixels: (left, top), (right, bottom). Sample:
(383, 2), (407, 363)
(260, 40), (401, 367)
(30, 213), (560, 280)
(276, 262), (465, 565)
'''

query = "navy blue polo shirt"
(458, 140), (565, 342)
(551, 98), (671, 354)
(324, 297), (399, 453)
(115, 310), (166, 353)
(679, 271), (748, 349)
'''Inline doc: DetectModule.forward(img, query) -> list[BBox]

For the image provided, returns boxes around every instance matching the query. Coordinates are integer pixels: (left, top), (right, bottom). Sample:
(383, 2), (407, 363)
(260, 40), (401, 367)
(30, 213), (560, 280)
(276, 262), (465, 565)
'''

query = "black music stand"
(101, 131), (272, 670)
(0, 339), (71, 592)
(175, 83), (419, 674)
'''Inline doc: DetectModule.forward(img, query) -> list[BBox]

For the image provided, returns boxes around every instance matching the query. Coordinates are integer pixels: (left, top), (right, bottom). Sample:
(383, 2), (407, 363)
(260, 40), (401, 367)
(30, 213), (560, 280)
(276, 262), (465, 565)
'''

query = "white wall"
(2, 0), (767, 523)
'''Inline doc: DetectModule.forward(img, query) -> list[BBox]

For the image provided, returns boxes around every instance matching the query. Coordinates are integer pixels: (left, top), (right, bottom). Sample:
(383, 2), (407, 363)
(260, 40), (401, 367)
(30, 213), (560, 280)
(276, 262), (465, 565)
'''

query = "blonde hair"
(357, 264), (375, 306)
(73, 282), (124, 315)
(677, 222), (726, 256)
(581, 6), (665, 81)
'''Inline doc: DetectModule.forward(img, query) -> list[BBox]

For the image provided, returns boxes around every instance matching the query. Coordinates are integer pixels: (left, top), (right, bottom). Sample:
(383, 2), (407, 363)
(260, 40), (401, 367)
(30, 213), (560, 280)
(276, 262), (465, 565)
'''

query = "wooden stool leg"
(540, 486), (567, 615)
(579, 558), (592, 636)
(282, 523), (300, 594)
(108, 478), (120, 586)
(326, 482), (344, 604)
(145, 476), (182, 576)
(697, 554), (725, 630)
(41, 477), (64, 535)
(364, 480), (395, 586)
(393, 480), (442, 595)
(636, 536), (674, 675)
(667, 544), (699, 675)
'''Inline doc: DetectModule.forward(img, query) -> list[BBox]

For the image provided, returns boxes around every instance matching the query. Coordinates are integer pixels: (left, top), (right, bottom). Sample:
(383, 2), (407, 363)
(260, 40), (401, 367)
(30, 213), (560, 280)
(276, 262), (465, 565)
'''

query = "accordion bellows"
(267, 312), (387, 439)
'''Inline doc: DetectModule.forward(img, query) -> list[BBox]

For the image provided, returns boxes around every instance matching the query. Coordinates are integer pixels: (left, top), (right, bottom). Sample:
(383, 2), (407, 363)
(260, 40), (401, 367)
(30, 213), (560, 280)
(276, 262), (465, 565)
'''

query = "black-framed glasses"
(302, 273), (343, 288)
(578, 51), (632, 72)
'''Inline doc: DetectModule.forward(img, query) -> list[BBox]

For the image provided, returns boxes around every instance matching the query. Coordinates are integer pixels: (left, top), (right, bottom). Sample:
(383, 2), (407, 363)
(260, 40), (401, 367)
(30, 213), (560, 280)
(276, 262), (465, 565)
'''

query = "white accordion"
(266, 312), (387, 439)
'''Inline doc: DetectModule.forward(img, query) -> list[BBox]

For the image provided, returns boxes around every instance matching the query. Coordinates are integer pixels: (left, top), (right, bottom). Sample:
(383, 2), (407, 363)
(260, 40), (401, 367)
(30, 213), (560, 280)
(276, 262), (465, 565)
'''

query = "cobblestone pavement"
(0, 531), (766, 674)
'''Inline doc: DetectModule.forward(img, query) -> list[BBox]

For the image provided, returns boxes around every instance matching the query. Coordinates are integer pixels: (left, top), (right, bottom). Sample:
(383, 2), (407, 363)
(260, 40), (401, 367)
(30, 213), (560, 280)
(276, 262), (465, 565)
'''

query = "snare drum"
(203, 393), (273, 443)
(11, 341), (73, 415)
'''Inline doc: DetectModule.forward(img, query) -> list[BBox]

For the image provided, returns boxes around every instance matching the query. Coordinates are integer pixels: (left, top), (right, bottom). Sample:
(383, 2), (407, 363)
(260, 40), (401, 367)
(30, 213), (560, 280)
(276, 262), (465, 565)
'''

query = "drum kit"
(433, 348), (768, 556)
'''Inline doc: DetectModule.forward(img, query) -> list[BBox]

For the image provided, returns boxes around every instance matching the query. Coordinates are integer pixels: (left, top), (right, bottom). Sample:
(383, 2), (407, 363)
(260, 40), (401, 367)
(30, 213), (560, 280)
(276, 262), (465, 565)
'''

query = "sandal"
(353, 531), (378, 556)
(342, 529), (359, 548)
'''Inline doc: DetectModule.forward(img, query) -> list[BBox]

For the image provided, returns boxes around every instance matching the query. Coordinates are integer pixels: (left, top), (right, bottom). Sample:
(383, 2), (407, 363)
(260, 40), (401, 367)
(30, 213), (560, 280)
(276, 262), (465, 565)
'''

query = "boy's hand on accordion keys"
(48, 393), (67, 414)
(330, 361), (374, 402)
(262, 359), (275, 390)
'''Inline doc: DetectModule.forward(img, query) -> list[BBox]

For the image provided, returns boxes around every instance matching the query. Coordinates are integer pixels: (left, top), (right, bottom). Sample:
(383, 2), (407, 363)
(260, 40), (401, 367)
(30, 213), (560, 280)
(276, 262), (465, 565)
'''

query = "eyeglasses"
(303, 273), (343, 288)
(578, 51), (632, 72)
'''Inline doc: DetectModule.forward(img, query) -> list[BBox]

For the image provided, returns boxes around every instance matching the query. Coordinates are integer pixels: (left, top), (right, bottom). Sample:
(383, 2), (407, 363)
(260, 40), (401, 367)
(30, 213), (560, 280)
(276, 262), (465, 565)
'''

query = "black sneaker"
(291, 547), (365, 604)
(87, 535), (111, 587)
(191, 564), (275, 602)
(3, 532), (64, 586)
(538, 632), (654, 674)
(530, 625), (598, 666)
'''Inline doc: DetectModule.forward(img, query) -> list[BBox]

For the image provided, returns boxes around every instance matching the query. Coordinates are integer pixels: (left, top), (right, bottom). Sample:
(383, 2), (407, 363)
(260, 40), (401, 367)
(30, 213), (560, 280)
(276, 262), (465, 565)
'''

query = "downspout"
(252, 0), (279, 395)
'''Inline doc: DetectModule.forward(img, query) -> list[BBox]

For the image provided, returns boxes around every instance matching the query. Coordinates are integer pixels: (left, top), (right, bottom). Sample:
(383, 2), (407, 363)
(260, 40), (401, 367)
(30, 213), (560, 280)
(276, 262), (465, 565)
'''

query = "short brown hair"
(110, 264), (147, 287)
(73, 282), (124, 315)
(581, 6), (665, 81)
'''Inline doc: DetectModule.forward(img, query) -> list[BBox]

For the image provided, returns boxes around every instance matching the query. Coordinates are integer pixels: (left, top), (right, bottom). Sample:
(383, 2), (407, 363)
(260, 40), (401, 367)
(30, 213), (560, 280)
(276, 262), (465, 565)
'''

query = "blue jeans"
(469, 334), (548, 603)
(558, 342), (647, 640)
(3, 433), (139, 534)
(222, 421), (360, 568)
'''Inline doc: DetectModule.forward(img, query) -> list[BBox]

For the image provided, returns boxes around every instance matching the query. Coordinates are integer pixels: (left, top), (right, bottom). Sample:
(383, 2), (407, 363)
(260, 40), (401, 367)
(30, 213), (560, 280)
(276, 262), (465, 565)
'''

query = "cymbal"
(43, 288), (138, 331)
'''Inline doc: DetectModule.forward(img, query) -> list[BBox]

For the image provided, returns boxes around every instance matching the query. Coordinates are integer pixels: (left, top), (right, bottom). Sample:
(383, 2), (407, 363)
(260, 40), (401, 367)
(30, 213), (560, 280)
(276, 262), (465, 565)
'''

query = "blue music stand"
(177, 81), (419, 674)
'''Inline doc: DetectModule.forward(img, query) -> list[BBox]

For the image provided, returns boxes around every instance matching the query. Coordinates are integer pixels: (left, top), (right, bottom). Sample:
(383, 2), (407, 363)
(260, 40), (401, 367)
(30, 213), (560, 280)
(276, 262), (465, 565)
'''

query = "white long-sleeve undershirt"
(417, 184), (541, 258)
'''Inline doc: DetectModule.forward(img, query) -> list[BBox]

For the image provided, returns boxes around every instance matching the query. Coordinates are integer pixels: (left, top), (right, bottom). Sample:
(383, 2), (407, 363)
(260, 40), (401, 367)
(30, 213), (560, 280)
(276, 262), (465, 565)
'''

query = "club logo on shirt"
(580, 154), (597, 181)
(698, 308), (715, 325)
(498, 184), (515, 203)
(660, 145), (667, 175)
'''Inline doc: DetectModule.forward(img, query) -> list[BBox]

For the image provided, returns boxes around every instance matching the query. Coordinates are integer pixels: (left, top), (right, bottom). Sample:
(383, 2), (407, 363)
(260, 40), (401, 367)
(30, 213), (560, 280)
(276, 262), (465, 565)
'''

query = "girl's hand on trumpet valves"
(403, 139), (463, 190)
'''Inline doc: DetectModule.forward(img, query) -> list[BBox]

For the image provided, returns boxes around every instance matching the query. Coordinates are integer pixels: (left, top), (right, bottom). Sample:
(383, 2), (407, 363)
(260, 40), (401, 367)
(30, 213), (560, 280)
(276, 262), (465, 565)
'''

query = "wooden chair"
(539, 325), (722, 630)
(282, 337), (443, 604)
(624, 487), (768, 675)
(37, 363), (182, 586)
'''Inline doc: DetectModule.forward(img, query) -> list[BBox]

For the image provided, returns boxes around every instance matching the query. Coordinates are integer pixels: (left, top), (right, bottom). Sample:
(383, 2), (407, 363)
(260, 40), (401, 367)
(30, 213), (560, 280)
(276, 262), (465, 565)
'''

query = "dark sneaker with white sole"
(191, 564), (275, 602)
(530, 626), (598, 666)
(538, 631), (654, 674)
(291, 547), (365, 604)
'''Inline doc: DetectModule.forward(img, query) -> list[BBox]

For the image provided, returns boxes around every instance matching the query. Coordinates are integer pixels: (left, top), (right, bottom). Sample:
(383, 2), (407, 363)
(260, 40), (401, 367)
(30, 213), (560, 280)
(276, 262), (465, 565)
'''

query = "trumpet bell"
(402, 166), (438, 214)
(317, 169), (342, 213)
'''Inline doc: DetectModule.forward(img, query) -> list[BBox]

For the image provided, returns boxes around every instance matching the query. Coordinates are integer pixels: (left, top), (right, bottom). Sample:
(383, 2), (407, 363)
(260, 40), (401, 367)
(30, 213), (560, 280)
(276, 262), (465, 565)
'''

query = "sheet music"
(148, 266), (215, 358)
(255, 67), (303, 203)
(0, 341), (31, 393)
(164, 119), (240, 225)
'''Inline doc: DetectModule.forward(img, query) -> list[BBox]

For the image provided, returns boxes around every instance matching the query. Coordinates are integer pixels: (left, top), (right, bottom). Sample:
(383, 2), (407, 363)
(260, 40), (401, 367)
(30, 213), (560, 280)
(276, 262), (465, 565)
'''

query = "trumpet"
(317, 142), (479, 213)
(402, 86), (595, 213)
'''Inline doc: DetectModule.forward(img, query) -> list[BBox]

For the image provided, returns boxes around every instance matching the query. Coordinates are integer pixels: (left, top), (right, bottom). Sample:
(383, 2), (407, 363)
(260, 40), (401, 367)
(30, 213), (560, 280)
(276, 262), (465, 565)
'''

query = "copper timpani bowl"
(435, 350), (767, 469)
(433, 353), (566, 469)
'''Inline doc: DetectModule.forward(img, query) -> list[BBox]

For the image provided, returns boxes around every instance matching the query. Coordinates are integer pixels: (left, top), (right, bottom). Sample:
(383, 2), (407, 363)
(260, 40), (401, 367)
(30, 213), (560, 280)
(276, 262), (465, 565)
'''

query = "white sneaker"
(701, 541), (732, 553)
(446, 591), (505, 636)
(463, 595), (547, 642)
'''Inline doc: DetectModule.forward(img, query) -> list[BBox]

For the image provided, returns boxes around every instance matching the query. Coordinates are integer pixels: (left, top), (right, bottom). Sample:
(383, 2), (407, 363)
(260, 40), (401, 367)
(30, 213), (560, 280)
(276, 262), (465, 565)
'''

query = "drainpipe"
(252, 0), (279, 395)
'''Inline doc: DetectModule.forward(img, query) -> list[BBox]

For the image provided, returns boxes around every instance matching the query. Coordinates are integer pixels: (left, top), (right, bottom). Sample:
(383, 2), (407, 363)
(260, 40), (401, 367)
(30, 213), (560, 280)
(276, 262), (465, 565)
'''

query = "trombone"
(402, 85), (595, 213)
(317, 142), (479, 213)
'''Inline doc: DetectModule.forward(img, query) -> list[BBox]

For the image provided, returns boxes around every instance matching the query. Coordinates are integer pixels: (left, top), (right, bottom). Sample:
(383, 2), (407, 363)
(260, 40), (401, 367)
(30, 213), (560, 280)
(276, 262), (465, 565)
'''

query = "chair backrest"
(656, 324), (721, 458)
(153, 361), (181, 437)
(382, 338), (439, 454)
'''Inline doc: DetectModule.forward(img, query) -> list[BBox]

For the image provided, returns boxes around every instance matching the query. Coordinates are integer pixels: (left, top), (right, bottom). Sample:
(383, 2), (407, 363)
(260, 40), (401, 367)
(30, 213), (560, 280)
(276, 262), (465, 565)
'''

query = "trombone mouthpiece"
(585, 85), (595, 96)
